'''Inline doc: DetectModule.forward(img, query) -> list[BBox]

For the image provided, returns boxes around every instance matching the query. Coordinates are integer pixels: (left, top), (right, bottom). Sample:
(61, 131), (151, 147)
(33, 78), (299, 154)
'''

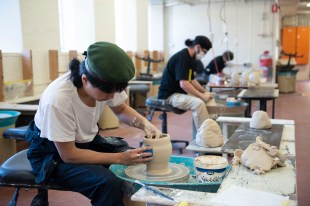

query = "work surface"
(221, 123), (284, 154)
(131, 117), (296, 206)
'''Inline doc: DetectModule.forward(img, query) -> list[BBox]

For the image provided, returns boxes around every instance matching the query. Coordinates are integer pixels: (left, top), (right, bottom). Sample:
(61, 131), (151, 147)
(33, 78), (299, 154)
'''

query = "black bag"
(88, 135), (134, 153)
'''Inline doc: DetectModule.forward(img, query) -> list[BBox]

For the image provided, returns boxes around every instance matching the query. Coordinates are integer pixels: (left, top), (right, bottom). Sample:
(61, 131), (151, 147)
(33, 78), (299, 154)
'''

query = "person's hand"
(143, 121), (162, 139)
(121, 147), (153, 166)
(201, 92), (213, 102)
(217, 72), (226, 77)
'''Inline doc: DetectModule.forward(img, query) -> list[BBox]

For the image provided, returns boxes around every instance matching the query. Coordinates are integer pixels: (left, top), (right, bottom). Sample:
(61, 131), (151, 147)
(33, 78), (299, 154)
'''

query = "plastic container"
(277, 70), (298, 93)
(0, 110), (21, 164)
(226, 98), (242, 106)
(194, 155), (229, 183)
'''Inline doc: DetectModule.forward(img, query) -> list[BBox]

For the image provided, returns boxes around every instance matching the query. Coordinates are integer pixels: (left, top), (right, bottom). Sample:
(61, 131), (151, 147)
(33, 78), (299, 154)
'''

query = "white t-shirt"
(34, 72), (127, 143)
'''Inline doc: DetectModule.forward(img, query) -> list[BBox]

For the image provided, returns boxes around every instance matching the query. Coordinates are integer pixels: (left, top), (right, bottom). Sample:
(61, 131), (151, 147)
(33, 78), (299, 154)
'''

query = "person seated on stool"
(158, 35), (213, 138)
(204, 50), (234, 82)
(25, 42), (162, 206)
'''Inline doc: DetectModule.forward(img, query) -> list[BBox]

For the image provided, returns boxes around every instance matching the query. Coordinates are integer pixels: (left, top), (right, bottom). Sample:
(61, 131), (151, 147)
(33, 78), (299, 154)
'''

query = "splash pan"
(110, 156), (230, 193)
(125, 163), (190, 182)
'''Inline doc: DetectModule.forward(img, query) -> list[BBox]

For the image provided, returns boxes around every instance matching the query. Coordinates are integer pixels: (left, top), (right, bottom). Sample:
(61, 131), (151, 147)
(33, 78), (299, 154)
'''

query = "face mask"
(195, 49), (205, 60)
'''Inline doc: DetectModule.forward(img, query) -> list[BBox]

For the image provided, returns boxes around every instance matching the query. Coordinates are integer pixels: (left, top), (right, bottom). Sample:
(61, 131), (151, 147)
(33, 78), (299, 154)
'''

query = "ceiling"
(149, 0), (310, 16)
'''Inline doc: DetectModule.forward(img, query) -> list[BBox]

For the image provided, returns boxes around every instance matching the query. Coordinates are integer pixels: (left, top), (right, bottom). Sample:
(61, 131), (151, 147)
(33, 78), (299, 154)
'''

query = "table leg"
(245, 100), (251, 117)
(272, 99), (275, 118)
(259, 99), (267, 111)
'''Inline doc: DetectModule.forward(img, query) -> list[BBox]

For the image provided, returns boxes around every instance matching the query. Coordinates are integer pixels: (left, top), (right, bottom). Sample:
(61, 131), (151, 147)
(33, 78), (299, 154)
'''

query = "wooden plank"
(279, 125), (295, 157)
(221, 123), (284, 154)
(48, 50), (59, 81)
(219, 156), (296, 199)
(243, 87), (276, 98)
(21, 50), (33, 96)
(152, 50), (159, 72)
(216, 116), (295, 125)
(0, 103), (38, 115)
(144, 50), (150, 68)
(68, 50), (78, 61)
(186, 140), (224, 154)
(131, 186), (217, 205)
(22, 50), (33, 80)
(0, 50), (4, 101)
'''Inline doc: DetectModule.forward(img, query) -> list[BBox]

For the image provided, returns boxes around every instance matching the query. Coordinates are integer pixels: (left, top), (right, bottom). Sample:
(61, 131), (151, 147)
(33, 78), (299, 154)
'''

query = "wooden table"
(131, 117), (297, 206)
(237, 88), (279, 118)
(206, 82), (278, 93)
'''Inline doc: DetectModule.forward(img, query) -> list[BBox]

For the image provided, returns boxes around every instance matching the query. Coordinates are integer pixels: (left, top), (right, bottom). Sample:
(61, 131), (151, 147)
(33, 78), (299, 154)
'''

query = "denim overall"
(26, 120), (133, 206)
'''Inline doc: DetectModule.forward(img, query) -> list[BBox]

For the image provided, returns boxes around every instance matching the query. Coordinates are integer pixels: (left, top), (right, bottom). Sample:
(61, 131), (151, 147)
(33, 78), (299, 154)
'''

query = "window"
(58, 0), (95, 52)
(0, 0), (23, 52)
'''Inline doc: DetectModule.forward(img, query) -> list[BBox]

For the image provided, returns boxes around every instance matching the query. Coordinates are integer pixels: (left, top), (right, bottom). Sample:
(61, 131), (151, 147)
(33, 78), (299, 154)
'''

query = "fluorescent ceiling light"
(307, 2), (310, 7)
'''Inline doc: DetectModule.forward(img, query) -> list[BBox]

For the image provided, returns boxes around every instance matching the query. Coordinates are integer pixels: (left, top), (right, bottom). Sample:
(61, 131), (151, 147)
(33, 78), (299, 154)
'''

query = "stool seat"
(128, 84), (150, 93)
(0, 127), (66, 205)
(2, 126), (28, 141)
(145, 96), (189, 154)
(0, 149), (63, 190)
(146, 96), (186, 114)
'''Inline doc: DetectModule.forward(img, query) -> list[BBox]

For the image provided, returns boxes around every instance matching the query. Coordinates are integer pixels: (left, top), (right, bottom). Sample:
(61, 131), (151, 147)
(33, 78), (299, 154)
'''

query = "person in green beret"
(25, 42), (161, 206)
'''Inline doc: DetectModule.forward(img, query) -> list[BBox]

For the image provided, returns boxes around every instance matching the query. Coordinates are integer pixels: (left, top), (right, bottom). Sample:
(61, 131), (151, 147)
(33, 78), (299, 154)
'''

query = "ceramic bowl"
(194, 155), (229, 183)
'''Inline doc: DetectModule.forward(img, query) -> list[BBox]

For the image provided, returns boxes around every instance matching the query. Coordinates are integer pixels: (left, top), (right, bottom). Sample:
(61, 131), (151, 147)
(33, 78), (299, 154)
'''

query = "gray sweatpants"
(167, 93), (209, 138)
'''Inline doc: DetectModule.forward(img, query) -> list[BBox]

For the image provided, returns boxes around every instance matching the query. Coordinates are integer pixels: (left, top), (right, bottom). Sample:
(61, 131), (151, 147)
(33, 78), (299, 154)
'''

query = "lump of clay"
(248, 71), (260, 86)
(250, 110), (272, 129)
(232, 136), (287, 174)
(195, 119), (224, 148)
(206, 98), (217, 106)
(230, 71), (240, 85)
(241, 71), (250, 85)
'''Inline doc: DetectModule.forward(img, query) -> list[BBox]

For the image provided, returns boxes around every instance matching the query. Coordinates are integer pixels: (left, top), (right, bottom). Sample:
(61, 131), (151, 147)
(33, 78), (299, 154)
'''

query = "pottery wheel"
(125, 163), (190, 182)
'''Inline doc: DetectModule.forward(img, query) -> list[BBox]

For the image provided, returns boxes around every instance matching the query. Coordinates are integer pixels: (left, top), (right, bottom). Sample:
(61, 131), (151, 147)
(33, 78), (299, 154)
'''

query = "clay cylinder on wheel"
(143, 134), (172, 175)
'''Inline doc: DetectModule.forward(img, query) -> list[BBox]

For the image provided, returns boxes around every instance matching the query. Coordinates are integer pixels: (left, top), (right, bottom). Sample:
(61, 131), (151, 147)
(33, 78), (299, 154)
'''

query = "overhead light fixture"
(307, 2), (310, 7)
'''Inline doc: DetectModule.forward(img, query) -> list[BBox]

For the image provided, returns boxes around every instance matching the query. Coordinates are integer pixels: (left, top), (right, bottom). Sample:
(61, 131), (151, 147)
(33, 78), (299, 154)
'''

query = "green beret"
(86, 42), (135, 82)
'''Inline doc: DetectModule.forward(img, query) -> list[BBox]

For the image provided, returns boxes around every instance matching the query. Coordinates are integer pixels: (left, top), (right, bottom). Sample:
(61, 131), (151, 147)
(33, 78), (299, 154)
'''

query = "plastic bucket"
(277, 70), (298, 93)
(0, 110), (21, 164)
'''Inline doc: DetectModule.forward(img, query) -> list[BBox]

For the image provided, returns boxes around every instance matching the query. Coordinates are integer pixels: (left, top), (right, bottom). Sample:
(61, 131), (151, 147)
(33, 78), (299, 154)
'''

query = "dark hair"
(185, 36), (212, 50)
(69, 58), (128, 93)
(223, 51), (234, 61)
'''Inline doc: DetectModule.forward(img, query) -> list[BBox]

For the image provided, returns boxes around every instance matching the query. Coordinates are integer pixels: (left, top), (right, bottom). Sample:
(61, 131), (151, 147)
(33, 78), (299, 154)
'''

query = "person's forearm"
(113, 103), (147, 130)
(180, 81), (204, 99)
(191, 79), (208, 93)
(55, 143), (123, 164)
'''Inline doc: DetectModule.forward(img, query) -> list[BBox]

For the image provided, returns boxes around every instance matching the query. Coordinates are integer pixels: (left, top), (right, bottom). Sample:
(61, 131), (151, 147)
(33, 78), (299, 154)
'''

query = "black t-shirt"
(158, 48), (196, 99)
(205, 55), (225, 75)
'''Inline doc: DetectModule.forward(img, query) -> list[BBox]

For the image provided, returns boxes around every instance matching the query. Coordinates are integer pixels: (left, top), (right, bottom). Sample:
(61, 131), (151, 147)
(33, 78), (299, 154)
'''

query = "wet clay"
(233, 136), (287, 174)
(250, 110), (272, 129)
(195, 119), (224, 148)
(143, 134), (172, 175)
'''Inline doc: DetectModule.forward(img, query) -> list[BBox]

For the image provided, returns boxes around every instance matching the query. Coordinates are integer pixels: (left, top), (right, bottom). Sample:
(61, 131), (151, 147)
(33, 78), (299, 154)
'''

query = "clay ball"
(250, 111), (272, 129)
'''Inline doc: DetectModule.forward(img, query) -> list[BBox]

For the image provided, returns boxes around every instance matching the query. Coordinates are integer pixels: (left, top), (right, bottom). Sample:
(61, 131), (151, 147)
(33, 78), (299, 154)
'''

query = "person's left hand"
(143, 121), (162, 139)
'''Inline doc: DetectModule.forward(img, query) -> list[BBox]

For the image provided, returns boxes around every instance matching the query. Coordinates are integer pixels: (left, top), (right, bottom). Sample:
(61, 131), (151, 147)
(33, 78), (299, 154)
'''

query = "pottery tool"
(134, 180), (178, 203)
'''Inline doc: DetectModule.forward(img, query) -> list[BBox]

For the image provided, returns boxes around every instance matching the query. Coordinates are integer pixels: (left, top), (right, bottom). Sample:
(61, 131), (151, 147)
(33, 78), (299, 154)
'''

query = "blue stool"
(144, 96), (189, 154)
